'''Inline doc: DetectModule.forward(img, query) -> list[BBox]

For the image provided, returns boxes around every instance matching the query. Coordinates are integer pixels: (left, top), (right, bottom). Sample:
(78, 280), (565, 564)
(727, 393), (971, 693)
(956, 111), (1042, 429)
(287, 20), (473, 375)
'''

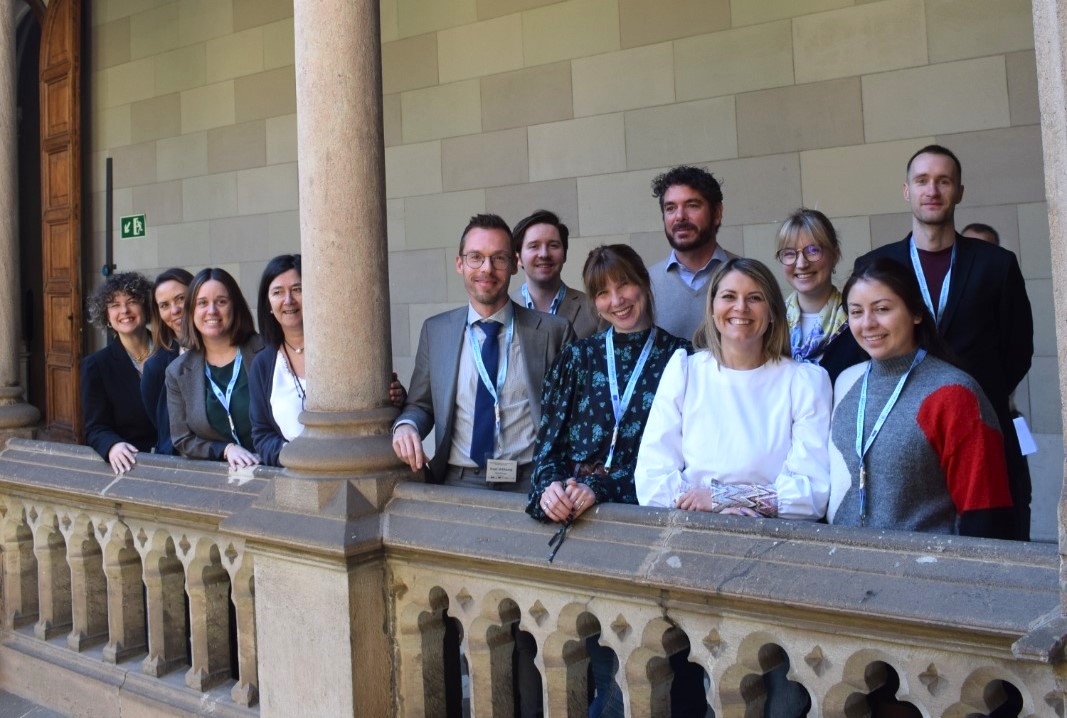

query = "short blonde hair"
(775, 208), (841, 269)
(693, 258), (790, 363)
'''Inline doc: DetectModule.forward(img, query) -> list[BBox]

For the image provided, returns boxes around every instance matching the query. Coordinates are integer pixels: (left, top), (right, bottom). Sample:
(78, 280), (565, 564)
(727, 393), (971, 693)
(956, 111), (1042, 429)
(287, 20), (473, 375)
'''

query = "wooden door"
(39, 0), (81, 441)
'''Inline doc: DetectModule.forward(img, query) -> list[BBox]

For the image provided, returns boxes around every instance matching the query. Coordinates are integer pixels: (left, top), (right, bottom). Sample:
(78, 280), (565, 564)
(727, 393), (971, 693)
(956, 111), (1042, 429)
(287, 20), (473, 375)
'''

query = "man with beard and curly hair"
(648, 165), (739, 342)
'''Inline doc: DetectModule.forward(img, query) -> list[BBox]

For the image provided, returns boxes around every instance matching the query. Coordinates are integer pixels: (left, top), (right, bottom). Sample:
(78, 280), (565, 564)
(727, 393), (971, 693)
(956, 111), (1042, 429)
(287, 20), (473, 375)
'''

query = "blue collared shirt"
(665, 245), (730, 290)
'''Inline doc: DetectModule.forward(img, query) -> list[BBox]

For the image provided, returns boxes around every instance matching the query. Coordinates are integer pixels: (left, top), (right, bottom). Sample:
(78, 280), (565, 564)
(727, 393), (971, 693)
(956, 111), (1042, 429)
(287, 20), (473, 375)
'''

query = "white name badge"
(486, 459), (518, 483)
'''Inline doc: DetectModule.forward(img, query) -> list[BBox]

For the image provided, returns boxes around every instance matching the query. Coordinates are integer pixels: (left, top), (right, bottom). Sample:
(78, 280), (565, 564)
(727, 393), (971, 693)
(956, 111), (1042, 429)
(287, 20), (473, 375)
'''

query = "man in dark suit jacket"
(856, 144), (1034, 540)
(510, 208), (603, 338)
(392, 213), (574, 494)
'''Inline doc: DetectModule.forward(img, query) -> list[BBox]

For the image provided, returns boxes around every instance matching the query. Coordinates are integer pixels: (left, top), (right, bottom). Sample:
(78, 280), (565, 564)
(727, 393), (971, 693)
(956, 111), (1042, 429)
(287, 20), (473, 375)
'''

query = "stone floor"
(0, 691), (64, 718)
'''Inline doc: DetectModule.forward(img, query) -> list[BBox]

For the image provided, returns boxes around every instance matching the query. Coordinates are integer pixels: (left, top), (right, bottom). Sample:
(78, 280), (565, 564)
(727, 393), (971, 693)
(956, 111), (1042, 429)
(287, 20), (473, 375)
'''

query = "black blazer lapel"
(937, 234), (975, 335)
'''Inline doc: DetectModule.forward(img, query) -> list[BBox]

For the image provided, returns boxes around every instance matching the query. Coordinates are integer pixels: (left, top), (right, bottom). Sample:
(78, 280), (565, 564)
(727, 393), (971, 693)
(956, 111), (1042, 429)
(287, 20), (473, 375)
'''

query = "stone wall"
(86, 0), (1061, 539)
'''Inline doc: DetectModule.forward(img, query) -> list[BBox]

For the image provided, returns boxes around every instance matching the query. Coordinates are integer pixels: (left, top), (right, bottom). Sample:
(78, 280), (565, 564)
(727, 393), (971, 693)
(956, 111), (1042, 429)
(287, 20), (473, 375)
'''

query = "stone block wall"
(86, 0), (1061, 539)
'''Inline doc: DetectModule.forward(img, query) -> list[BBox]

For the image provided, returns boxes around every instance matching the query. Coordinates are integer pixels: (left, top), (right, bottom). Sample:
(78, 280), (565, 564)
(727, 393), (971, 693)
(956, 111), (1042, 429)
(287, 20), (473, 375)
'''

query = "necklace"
(281, 344), (306, 409)
(284, 339), (304, 354)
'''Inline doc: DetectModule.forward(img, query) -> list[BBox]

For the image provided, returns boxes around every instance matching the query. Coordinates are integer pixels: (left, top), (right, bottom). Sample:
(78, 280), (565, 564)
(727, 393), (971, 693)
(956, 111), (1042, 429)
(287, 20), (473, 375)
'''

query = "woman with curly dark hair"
(81, 271), (158, 473)
(165, 267), (263, 470)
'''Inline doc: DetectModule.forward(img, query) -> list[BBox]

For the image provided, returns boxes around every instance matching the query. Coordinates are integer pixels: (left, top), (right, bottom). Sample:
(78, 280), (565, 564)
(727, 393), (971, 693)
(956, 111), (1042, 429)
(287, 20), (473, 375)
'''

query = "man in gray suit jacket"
(392, 213), (575, 494)
(510, 209), (604, 338)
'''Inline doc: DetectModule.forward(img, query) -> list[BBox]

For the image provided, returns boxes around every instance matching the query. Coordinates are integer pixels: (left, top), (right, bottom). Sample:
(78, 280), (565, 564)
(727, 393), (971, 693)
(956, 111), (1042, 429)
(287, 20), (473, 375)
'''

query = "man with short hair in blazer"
(392, 213), (575, 494)
(855, 144), (1034, 540)
(510, 208), (603, 338)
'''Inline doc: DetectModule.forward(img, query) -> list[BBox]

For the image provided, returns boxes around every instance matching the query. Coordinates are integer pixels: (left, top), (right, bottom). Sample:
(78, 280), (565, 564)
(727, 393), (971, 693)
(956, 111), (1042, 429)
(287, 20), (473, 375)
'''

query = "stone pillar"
(280, 0), (395, 478)
(0, 0), (39, 435)
(1032, 0), (1067, 592)
(234, 0), (400, 715)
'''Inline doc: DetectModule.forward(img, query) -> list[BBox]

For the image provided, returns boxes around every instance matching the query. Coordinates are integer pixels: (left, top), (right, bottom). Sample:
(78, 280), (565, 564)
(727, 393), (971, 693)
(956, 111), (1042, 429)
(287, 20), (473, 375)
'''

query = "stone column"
(235, 1), (399, 716)
(0, 0), (39, 435)
(1031, 0), (1067, 613)
(279, 0), (395, 479)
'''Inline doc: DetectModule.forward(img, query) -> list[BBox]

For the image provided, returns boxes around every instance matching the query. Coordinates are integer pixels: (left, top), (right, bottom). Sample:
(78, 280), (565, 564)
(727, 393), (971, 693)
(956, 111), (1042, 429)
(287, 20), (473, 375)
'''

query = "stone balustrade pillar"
(0, 0), (39, 436)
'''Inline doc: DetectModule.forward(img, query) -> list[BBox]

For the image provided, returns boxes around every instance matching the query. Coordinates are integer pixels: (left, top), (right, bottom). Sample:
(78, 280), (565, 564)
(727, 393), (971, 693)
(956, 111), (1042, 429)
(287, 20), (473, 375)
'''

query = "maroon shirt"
(916, 245), (954, 313)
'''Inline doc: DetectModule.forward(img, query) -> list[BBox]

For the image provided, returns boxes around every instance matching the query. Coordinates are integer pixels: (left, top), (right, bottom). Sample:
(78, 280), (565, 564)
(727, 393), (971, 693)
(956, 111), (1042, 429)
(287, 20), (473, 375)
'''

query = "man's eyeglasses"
(461, 253), (513, 270)
(775, 244), (824, 265)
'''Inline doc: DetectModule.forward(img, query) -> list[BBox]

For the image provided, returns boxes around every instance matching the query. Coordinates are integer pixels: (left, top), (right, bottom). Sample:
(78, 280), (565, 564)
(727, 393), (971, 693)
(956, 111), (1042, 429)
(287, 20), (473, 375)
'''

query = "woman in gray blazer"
(165, 267), (263, 470)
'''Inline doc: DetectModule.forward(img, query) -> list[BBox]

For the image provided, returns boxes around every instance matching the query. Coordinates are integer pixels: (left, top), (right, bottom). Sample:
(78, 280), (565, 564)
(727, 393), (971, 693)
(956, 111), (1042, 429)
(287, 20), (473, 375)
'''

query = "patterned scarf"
(786, 287), (849, 362)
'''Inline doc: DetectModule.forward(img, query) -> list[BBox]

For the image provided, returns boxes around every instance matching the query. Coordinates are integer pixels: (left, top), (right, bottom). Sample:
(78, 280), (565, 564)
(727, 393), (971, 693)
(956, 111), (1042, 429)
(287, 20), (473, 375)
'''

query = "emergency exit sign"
(120, 214), (146, 239)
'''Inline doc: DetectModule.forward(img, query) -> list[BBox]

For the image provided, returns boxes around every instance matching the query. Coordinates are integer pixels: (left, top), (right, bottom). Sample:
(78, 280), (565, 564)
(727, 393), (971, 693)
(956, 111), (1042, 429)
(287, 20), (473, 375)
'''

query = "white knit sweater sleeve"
(634, 348), (690, 507)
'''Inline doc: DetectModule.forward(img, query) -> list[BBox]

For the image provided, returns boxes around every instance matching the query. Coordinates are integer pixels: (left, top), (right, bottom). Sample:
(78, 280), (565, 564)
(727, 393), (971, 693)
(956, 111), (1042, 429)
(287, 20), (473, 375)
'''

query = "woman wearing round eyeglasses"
(774, 209), (866, 384)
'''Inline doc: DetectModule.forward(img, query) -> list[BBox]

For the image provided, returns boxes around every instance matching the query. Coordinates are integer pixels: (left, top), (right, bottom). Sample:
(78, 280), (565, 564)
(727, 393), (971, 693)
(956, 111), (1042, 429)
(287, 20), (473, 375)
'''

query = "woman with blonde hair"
(775, 208), (865, 384)
(635, 257), (832, 520)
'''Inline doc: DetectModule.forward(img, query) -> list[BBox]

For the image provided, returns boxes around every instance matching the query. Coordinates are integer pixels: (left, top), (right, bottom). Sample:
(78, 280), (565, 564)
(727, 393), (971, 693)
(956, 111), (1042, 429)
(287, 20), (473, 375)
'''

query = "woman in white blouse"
(634, 257), (832, 520)
(249, 255), (307, 466)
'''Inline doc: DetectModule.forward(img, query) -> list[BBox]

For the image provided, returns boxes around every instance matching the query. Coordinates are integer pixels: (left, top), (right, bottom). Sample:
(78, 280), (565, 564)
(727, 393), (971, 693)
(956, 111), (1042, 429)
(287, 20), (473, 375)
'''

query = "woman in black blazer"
(81, 272), (157, 473)
(774, 208), (866, 385)
(249, 255), (305, 467)
(165, 267), (262, 470)
(140, 268), (194, 456)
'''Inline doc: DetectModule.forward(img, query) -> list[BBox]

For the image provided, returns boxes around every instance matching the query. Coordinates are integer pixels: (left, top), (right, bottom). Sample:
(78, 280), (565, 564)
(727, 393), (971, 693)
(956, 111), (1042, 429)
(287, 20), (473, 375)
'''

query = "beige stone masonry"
(233, 0), (292, 32)
(233, 67), (296, 123)
(862, 57), (1011, 143)
(624, 97), (738, 170)
(154, 44), (206, 96)
(528, 114), (626, 182)
(156, 132), (208, 182)
(926, 0), (1035, 64)
(401, 81), (482, 143)
(397, 0), (477, 38)
(730, 0), (851, 27)
(618, 0), (730, 48)
(481, 62), (573, 132)
(675, 20), (794, 101)
(382, 33), (438, 95)
(129, 93), (181, 144)
(792, 0), (928, 84)
(205, 26), (264, 83)
(735, 78), (864, 157)
(521, 0), (620, 68)
(441, 128), (528, 192)
(385, 141), (443, 198)
(437, 13), (524, 83)
(572, 42), (675, 117)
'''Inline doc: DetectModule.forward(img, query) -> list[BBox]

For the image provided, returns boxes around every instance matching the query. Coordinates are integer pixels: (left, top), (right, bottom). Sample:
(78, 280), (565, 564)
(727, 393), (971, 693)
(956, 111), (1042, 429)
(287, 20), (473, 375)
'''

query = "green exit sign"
(120, 213), (146, 239)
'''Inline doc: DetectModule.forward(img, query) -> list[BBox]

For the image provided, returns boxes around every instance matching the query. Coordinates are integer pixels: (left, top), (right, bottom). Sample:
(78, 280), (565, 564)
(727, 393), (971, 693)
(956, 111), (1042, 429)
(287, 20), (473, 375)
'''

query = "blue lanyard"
(467, 315), (515, 453)
(604, 327), (656, 469)
(520, 283), (567, 315)
(854, 349), (927, 525)
(205, 351), (243, 444)
(909, 238), (956, 327)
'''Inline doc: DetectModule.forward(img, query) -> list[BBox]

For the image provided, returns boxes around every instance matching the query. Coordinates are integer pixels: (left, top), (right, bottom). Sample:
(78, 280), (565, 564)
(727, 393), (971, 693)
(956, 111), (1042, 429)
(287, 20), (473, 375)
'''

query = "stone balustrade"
(0, 438), (264, 715)
(0, 437), (1064, 716)
(385, 483), (1065, 718)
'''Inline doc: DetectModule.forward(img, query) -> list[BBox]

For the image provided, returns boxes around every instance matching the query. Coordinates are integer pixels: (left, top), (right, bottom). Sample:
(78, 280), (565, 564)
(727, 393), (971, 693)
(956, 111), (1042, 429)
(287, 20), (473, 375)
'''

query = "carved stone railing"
(0, 439), (264, 716)
(385, 483), (1066, 717)
(0, 437), (1064, 716)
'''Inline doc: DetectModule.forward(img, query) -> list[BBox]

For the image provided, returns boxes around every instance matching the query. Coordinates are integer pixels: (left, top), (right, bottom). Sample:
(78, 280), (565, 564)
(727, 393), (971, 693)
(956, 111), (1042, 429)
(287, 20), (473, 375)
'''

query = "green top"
(205, 358), (254, 451)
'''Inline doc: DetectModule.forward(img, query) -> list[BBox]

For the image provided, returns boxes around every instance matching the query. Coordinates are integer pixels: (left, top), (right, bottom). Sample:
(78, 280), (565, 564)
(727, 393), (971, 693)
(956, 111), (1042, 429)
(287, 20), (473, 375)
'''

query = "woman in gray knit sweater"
(828, 259), (1014, 539)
